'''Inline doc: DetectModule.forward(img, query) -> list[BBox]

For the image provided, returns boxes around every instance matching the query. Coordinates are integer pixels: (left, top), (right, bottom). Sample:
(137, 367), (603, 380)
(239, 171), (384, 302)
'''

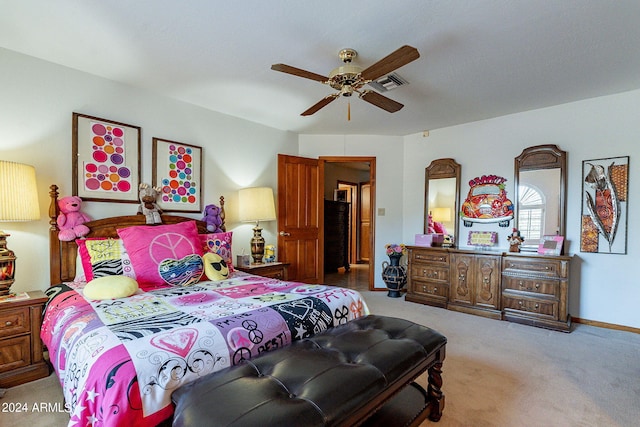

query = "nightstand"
(0, 290), (50, 388)
(235, 262), (289, 280)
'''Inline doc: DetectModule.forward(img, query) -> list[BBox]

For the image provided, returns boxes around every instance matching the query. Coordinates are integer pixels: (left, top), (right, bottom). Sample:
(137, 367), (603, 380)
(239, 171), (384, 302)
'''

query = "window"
(518, 185), (545, 241)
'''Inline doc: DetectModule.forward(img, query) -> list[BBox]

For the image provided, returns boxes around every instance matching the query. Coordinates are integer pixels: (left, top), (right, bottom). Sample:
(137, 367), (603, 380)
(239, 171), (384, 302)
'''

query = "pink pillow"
(117, 221), (203, 289)
(433, 221), (447, 234)
(199, 232), (234, 272)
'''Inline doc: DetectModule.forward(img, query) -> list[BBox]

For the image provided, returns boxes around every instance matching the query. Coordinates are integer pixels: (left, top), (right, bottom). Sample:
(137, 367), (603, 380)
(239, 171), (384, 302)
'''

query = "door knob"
(279, 231), (291, 236)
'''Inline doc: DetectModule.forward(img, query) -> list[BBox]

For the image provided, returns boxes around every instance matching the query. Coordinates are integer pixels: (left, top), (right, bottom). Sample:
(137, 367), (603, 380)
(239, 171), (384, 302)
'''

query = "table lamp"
(0, 161), (40, 296)
(431, 207), (452, 223)
(239, 187), (276, 264)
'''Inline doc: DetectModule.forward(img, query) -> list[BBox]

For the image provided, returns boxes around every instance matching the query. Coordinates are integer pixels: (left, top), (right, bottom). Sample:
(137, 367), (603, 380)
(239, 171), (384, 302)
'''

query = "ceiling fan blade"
(271, 63), (329, 83)
(360, 45), (420, 82)
(360, 90), (404, 113)
(301, 94), (340, 116)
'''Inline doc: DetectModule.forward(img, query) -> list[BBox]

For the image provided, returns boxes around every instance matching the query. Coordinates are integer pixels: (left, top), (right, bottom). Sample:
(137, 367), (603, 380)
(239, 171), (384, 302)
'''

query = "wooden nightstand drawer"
(0, 291), (50, 388)
(0, 307), (29, 338)
(0, 335), (30, 373)
(235, 262), (289, 281)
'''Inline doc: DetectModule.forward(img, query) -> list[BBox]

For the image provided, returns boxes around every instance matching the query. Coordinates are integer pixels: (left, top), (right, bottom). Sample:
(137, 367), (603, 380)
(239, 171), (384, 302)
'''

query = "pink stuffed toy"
(57, 196), (91, 241)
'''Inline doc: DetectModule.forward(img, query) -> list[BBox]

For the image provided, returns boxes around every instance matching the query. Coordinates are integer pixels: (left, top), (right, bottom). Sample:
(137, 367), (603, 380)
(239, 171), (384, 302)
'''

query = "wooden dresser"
(405, 247), (449, 308)
(501, 253), (572, 331)
(0, 290), (50, 387)
(324, 200), (350, 272)
(406, 246), (573, 331)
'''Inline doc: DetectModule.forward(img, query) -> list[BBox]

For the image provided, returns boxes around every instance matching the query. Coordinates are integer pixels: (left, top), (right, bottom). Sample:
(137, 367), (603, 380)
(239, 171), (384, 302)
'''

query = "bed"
(42, 185), (369, 427)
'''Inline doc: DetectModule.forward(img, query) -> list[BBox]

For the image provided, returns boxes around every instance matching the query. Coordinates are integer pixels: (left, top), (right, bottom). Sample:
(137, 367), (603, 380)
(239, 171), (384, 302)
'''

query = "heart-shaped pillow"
(158, 254), (204, 286)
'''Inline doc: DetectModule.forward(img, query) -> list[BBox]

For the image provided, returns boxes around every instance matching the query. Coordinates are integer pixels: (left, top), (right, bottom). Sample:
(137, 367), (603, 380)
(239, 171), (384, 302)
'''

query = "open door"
(277, 154), (324, 283)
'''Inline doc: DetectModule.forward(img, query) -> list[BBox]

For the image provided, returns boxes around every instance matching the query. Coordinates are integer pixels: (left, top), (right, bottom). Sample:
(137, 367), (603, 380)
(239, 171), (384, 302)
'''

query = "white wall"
(403, 90), (640, 328)
(3, 47), (637, 328)
(0, 48), (298, 293)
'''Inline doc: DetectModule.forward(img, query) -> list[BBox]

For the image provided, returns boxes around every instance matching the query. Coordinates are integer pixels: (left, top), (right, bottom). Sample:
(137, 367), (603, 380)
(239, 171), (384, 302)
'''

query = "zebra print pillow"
(77, 238), (136, 282)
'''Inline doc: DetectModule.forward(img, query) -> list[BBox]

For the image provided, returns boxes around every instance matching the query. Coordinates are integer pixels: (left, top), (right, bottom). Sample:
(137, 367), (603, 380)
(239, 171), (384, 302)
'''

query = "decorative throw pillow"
(83, 275), (139, 300)
(203, 252), (229, 281)
(77, 238), (135, 282)
(158, 254), (204, 286)
(117, 221), (203, 290)
(199, 231), (234, 272)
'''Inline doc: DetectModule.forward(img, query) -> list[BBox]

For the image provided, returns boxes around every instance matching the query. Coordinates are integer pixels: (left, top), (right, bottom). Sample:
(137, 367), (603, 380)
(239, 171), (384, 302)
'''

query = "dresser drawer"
(411, 280), (448, 298)
(502, 295), (557, 319)
(0, 307), (29, 338)
(502, 276), (558, 297)
(410, 250), (449, 265)
(410, 264), (449, 283)
(0, 335), (31, 373)
(502, 258), (561, 278)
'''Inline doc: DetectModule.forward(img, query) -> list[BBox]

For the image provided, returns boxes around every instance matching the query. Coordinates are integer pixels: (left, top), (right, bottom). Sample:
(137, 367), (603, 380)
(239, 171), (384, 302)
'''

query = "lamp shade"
(431, 207), (452, 223)
(0, 161), (40, 222)
(239, 187), (276, 222)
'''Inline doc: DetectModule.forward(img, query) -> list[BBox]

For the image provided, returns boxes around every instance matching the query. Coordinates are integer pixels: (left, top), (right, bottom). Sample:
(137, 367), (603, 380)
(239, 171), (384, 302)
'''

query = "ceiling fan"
(271, 45), (420, 117)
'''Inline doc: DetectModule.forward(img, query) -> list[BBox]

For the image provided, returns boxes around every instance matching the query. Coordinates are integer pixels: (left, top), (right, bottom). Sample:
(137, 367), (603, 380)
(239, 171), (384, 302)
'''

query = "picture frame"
(580, 155), (629, 254)
(152, 138), (203, 213)
(467, 231), (498, 247)
(72, 113), (141, 203)
(538, 235), (564, 256)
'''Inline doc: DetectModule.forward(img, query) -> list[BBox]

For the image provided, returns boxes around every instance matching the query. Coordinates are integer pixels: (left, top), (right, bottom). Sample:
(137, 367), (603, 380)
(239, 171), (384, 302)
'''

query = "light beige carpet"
(2, 290), (639, 427)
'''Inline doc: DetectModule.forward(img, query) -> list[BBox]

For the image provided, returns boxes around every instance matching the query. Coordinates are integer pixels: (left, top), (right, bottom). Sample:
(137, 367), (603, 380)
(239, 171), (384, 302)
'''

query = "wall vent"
(368, 72), (408, 92)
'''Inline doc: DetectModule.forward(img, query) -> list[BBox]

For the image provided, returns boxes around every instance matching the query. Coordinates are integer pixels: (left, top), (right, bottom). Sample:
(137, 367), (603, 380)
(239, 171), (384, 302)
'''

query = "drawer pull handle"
(5, 321), (12, 327)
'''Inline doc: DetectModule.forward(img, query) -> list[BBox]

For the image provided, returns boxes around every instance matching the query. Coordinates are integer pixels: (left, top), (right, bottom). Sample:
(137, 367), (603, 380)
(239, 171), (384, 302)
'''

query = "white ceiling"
(3, 1), (640, 136)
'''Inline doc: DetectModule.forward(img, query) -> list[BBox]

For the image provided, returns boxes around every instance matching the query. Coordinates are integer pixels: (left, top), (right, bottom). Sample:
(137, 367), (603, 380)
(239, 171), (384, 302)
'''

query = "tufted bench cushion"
(171, 315), (446, 427)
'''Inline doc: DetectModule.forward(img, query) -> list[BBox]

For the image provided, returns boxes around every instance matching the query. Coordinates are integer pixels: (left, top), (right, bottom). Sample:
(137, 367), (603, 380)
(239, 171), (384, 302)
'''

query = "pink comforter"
(41, 272), (368, 427)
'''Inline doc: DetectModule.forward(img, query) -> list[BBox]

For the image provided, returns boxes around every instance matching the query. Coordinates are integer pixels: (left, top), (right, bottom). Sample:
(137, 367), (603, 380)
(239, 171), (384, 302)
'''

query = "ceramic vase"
(381, 253), (407, 298)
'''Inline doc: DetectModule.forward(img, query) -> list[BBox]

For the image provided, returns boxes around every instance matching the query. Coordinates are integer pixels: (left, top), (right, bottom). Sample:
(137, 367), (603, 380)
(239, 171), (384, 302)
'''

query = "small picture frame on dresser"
(538, 235), (564, 256)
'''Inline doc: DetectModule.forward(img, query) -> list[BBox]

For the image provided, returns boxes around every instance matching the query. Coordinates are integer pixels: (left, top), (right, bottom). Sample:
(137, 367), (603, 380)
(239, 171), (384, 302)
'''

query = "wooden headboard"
(48, 184), (225, 286)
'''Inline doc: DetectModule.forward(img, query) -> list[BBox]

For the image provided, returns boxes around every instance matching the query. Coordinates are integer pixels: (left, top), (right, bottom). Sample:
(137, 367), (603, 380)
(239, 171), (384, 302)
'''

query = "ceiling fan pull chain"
(348, 100), (351, 121)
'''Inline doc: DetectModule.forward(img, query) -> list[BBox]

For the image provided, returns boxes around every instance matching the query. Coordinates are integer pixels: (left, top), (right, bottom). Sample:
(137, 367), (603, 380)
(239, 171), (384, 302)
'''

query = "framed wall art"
(580, 155), (629, 254)
(72, 113), (141, 203)
(152, 138), (202, 213)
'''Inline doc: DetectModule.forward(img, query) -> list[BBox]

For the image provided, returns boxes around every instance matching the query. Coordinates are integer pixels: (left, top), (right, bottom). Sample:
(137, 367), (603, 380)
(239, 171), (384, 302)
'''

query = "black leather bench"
(171, 315), (447, 427)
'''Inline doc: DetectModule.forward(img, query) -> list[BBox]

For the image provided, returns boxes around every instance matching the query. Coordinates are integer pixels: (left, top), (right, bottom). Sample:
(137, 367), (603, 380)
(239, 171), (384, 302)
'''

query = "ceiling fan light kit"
(271, 45), (420, 117)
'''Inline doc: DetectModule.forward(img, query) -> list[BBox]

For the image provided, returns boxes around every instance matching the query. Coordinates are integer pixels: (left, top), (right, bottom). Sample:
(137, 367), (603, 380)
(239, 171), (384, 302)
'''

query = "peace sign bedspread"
(41, 272), (369, 427)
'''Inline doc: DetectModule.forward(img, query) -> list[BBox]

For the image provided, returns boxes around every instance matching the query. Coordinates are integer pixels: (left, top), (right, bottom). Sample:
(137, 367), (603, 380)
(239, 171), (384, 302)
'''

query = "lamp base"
(250, 225), (265, 264)
(0, 232), (16, 297)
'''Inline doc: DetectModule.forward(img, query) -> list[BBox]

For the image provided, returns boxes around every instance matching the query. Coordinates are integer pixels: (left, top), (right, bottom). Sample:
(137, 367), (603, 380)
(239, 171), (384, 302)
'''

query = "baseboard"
(572, 317), (640, 334)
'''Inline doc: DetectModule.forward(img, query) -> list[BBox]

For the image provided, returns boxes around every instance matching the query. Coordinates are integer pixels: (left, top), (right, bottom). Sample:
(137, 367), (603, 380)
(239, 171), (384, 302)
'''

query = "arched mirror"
(514, 145), (567, 252)
(424, 158), (461, 245)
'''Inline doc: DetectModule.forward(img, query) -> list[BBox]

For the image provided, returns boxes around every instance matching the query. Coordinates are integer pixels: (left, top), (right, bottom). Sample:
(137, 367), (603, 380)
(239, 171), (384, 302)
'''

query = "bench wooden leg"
(427, 361), (445, 421)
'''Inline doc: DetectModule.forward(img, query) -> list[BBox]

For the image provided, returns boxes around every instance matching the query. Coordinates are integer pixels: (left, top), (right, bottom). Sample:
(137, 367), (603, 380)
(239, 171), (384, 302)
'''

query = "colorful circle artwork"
(84, 121), (133, 193)
(161, 144), (198, 206)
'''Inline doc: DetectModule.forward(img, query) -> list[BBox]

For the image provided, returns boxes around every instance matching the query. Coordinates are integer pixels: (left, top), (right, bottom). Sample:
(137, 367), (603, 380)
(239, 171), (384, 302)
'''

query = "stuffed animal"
(138, 183), (163, 224)
(57, 196), (91, 241)
(202, 203), (224, 233)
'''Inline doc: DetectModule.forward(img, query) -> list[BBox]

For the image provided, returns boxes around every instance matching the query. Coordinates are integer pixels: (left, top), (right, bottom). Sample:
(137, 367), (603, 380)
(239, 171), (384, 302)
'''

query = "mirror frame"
(514, 144), (567, 244)
(424, 158), (461, 243)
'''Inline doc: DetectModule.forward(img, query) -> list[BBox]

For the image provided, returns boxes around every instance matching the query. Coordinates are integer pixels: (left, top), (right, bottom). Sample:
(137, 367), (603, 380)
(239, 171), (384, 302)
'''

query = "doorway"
(321, 156), (375, 291)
